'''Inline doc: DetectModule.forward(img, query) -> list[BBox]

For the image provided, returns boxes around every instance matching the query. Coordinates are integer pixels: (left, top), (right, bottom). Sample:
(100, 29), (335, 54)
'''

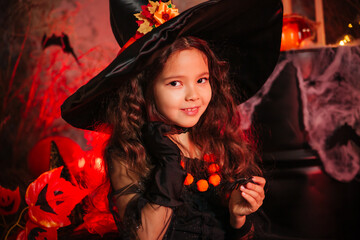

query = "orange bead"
(184, 173), (194, 185)
(180, 160), (185, 169)
(196, 179), (209, 192)
(208, 163), (220, 174)
(203, 153), (215, 162)
(209, 174), (221, 186)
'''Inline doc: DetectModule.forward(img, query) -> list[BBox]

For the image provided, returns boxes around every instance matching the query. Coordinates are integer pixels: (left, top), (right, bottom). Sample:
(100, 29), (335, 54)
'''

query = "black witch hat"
(61, 0), (283, 130)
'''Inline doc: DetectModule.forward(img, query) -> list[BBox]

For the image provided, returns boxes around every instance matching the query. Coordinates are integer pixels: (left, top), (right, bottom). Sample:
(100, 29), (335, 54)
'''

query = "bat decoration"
(42, 33), (79, 64)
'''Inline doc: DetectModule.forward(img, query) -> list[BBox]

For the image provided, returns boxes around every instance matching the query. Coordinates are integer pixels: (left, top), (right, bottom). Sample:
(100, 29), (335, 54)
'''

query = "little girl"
(61, 0), (283, 239)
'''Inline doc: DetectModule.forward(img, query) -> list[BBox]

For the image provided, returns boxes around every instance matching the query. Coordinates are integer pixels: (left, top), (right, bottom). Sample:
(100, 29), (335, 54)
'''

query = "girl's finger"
(240, 186), (263, 204)
(251, 176), (266, 187)
(241, 191), (258, 208)
(244, 183), (265, 199)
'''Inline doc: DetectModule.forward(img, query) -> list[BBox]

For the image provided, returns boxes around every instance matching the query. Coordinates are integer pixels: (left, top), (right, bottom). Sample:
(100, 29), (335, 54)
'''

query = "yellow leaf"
(148, 1), (160, 14)
(134, 13), (147, 21)
(137, 19), (153, 34)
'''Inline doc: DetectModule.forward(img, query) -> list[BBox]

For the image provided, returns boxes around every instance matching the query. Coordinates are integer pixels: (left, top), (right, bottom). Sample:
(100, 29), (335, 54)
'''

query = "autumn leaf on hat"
(134, 0), (179, 35)
(25, 166), (89, 228)
(137, 19), (153, 34)
(148, 0), (160, 14)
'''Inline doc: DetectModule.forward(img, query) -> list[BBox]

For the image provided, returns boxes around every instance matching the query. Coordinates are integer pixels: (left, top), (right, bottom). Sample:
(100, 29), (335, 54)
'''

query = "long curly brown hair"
(104, 36), (261, 184)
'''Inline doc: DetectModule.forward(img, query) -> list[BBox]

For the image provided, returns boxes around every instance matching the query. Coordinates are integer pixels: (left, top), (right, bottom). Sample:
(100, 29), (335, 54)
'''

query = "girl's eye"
(197, 77), (208, 84)
(168, 81), (181, 87)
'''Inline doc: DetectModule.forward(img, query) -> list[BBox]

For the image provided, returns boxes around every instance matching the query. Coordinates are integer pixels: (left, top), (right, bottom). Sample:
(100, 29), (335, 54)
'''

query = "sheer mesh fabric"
(108, 157), (173, 239)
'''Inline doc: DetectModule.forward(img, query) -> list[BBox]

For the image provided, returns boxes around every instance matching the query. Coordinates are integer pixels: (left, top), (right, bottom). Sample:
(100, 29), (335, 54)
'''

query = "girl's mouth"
(181, 107), (199, 116)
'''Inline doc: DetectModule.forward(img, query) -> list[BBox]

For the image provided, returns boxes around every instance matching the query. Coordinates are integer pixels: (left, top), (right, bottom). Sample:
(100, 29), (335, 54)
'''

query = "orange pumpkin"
(25, 166), (89, 228)
(24, 220), (58, 240)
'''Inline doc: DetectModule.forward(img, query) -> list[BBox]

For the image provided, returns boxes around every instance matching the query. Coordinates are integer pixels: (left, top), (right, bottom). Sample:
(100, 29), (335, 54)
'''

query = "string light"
(348, 23), (353, 28)
(338, 34), (353, 46)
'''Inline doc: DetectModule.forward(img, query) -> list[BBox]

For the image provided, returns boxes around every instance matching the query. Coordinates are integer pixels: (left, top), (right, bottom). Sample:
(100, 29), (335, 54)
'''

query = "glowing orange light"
(280, 14), (316, 51)
(78, 157), (86, 169)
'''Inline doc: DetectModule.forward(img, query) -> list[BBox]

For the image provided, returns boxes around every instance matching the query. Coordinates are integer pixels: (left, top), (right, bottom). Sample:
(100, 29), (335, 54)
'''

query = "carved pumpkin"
(0, 185), (20, 215)
(16, 221), (58, 240)
(26, 220), (58, 240)
(25, 166), (89, 228)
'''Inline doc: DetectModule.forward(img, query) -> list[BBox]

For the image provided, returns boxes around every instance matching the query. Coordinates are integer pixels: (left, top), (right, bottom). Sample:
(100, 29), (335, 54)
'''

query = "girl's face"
(153, 48), (212, 128)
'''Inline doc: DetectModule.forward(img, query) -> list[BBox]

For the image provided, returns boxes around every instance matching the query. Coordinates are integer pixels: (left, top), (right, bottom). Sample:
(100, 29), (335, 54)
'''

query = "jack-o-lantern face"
(25, 166), (89, 228)
(18, 219), (58, 240)
(0, 186), (20, 215)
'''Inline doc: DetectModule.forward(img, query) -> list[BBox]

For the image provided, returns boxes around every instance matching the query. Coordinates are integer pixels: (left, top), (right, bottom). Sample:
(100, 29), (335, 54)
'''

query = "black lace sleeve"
(108, 122), (186, 239)
(141, 122), (187, 207)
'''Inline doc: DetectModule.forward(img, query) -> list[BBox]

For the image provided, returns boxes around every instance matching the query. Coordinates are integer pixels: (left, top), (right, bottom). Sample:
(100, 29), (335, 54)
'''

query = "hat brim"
(61, 0), (283, 130)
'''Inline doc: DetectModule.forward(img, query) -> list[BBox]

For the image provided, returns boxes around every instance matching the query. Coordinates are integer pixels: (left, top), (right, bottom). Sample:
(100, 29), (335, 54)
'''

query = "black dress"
(161, 157), (254, 240)
(108, 123), (254, 239)
(109, 155), (254, 240)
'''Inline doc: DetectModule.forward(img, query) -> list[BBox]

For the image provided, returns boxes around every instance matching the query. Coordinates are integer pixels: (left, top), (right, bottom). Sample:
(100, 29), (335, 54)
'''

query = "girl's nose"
(185, 85), (199, 101)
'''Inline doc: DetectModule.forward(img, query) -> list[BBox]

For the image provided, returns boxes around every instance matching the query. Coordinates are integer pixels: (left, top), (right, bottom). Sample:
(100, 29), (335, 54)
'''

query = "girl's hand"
(228, 176), (266, 228)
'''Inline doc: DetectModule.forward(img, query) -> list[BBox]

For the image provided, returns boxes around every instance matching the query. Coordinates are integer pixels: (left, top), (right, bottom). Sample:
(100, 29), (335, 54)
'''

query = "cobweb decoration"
(298, 46), (360, 182)
(239, 46), (360, 182)
(238, 59), (291, 131)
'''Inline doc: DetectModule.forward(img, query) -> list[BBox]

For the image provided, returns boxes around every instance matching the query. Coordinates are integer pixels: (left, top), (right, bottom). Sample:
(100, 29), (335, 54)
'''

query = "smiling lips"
(181, 107), (200, 116)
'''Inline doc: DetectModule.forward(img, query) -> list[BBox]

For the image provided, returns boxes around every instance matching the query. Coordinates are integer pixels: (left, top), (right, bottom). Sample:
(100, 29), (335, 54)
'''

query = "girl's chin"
(174, 121), (197, 128)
